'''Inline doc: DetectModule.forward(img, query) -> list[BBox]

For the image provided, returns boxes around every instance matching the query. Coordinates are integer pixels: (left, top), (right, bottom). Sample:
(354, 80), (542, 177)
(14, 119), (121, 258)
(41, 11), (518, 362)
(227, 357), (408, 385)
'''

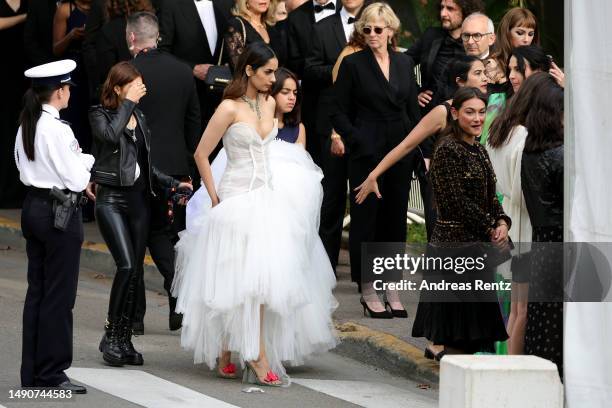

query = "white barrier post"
(439, 355), (563, 408)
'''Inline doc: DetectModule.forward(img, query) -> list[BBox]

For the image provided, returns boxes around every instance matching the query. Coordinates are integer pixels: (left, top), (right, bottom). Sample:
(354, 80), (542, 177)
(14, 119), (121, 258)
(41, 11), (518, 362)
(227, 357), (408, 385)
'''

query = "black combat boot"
(120, 320), (144, 365)
(99, 319), (128, 366)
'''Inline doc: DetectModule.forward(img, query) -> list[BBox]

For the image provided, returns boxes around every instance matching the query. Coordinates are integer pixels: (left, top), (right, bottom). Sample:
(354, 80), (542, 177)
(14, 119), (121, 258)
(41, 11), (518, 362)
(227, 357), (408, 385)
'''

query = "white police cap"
(24, 59), (77, 87)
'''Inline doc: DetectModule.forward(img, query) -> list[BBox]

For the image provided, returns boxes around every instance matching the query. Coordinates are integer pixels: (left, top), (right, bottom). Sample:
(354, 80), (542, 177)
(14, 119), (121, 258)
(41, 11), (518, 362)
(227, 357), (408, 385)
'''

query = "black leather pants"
(95, 185), (150, 323)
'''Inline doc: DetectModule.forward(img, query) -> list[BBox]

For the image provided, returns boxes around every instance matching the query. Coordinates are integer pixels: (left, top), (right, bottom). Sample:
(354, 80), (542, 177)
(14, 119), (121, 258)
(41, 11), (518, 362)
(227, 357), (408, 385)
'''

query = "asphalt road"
(0, 247), (438, 408)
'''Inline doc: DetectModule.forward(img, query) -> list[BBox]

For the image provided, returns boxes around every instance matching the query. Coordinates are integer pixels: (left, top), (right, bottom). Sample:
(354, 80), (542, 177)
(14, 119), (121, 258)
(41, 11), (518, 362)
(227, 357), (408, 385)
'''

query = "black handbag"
(204, 17), (246, 93)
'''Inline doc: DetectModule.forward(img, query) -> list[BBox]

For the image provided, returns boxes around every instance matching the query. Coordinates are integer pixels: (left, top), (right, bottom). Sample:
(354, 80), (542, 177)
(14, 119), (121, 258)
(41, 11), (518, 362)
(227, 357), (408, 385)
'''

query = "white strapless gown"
(172, 123), (338, 378)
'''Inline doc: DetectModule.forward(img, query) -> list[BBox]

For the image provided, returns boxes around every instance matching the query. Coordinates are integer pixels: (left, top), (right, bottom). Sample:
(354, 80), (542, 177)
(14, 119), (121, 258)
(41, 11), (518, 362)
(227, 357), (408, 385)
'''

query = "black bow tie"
(314, 2), (335, 13)
(347, 17), (355, 24)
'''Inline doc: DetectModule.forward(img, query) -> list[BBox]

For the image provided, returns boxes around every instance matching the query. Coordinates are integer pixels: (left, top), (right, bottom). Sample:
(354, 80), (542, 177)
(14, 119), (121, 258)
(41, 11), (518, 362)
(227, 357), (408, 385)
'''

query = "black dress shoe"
(169, 312), (183, 331)
(168, 297), (182, 331)
(359, 298), (393, 319)
(58, 380), (87, 394)
(384, 301), (408, 318)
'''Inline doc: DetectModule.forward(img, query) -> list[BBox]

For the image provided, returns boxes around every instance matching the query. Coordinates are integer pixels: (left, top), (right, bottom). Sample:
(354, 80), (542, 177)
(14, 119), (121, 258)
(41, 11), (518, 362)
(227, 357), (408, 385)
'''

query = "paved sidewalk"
(0, 209), (439, 384)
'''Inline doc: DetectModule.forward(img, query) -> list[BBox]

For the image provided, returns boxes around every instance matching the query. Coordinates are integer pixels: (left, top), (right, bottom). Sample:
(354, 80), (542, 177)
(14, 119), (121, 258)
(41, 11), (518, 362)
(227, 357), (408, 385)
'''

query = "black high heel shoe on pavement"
(384, 301), (408, 318)
(360, 298), (393, 319)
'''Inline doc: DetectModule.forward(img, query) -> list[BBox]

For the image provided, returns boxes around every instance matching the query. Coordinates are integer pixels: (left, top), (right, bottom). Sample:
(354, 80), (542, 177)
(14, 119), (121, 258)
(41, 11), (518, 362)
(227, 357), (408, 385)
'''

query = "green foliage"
(407, 222), (428, 244)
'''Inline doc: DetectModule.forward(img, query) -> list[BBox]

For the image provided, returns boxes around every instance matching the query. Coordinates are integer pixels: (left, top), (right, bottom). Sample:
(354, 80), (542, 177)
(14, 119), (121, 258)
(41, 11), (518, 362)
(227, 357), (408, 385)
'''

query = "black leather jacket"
(521, 145), (563, 228)
(89, 100), (179, 195)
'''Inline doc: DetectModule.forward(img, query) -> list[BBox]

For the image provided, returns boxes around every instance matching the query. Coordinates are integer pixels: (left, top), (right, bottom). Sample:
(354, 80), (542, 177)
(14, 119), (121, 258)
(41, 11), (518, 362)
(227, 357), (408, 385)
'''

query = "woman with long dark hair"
(521, 75), (564, 377)
(486, 72), (552, 356)
(270, 67), (305, 145)
(89, 61), (191, 367)
(410, 87), (510, 359)
(480, 44), (555, 146)
(172, 42), (337, 387)
(15, 60), (92, 393)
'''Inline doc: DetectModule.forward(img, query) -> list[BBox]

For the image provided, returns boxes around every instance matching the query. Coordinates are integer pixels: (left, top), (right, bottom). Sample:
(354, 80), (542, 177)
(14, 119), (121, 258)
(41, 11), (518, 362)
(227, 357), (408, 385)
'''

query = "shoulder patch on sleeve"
(70, 139), (81, 153)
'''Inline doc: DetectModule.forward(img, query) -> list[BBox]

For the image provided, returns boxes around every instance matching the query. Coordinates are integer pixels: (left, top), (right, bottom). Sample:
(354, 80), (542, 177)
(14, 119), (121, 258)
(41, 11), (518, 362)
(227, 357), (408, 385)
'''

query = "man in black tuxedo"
(287, 0), (341, 165)
(159, 0), (230, 133)
(23, 0), (57, 67)
(127, 12), (201, 332)
(304, 0), (365, 273)
(406, 0), (484, 114)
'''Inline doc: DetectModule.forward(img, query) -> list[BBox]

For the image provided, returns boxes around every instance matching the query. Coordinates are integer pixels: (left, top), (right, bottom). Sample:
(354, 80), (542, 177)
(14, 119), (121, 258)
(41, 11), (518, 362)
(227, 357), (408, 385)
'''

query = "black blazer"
(132, 49), (201, 176)
(304, 13), (346, 137)
(159, 0), (227, 69)
(287, 0), (341, 77)
(406, 27), (464, 93)
(332, 48), (421, 160)
(23, 0), (56, 67)
(96, 17), (132, 84)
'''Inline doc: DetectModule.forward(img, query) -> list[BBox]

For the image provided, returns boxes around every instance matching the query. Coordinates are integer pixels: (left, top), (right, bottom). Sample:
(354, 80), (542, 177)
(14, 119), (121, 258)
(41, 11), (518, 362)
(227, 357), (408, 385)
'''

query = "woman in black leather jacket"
(520, 75), (564, 378)
(88, 61), (191, 367)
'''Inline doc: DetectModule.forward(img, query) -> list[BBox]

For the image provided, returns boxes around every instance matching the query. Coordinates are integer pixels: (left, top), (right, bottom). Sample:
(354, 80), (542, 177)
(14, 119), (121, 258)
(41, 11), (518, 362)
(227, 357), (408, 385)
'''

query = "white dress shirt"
(14, 104), (93, 192)
(194, 0), (218, 56)
(339, 7), (356, 42)
(313, 0), (336, 23)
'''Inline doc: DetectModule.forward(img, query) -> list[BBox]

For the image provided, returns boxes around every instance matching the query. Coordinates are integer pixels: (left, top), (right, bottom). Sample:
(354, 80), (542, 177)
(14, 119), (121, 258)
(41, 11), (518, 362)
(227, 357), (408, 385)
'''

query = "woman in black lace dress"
(520, 75), (564, 378)
(411, 87), (511, 358)
(224, 0), (286, 69)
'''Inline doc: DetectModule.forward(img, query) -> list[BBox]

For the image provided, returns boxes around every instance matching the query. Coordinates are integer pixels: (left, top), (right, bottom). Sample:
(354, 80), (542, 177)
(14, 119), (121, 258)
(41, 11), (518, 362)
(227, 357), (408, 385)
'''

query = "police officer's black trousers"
(95, 186), (150, 324)
(21, 191), (83, 387)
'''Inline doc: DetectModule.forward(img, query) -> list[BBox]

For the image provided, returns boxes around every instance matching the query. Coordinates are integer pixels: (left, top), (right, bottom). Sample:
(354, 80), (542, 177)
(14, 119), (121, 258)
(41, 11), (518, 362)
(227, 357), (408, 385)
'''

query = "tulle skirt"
(172, 141), (338, 377)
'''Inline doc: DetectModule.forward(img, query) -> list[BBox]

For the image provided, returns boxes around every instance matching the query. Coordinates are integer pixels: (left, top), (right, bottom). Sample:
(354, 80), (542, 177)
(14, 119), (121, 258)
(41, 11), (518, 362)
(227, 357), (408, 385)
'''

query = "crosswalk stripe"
(292, 378), (436, 408)
(66, 367), (240, 408)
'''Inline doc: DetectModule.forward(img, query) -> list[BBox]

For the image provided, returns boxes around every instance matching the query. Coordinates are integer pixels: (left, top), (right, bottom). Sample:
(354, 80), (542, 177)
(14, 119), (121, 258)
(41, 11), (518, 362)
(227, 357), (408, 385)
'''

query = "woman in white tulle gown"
(172, 43), (338, 386)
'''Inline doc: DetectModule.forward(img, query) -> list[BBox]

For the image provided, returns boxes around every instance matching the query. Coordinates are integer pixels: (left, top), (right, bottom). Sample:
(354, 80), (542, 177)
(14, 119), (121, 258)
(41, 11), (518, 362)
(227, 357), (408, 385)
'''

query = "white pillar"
(439, 355), (563, 408)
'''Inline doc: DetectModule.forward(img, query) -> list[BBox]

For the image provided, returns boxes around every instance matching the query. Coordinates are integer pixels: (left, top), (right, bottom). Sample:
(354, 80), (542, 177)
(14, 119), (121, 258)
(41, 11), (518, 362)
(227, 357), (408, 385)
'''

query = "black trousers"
(347, 153), (417, 285)
(133, 193), (183, 323)
(21, 192), (83, 387)
(96, 186), (150, 323)
(319, 137), (349, 273)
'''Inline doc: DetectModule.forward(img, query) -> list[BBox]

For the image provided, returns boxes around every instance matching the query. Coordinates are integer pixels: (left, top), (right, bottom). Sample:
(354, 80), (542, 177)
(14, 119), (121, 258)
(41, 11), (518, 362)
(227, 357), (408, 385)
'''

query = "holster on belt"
(49, 187), (87, 231)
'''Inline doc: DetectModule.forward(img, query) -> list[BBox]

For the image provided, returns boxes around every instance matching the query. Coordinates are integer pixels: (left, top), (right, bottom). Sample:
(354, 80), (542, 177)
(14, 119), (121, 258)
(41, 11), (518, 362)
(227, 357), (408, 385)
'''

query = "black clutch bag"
(205, 64), (231, 92)
(204, 18), (246, 93)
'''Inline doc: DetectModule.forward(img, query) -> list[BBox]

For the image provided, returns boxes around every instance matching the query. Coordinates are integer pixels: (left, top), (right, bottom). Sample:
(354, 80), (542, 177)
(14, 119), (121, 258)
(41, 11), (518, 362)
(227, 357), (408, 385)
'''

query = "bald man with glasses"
(461, 12), (496, 59)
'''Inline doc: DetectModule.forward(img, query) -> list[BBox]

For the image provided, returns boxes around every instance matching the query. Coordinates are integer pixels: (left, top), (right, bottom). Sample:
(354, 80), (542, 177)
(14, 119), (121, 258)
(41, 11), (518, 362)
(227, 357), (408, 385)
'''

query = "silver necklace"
(241, 94), (261, 120)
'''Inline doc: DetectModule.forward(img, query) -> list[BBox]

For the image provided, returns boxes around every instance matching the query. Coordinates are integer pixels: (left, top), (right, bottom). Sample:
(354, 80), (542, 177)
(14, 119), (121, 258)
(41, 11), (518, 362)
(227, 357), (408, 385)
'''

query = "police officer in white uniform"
(15, 60), (91, 394)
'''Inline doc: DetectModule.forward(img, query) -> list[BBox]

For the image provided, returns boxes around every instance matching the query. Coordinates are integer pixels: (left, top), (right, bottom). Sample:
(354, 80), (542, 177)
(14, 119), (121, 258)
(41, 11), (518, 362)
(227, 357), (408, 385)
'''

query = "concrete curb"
(335, 322), (439, 384)
(1, 218), (439, 384)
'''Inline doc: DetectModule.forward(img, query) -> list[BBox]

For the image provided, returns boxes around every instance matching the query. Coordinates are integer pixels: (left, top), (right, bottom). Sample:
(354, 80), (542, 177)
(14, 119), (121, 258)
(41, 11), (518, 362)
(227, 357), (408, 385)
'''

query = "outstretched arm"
(354, 104), (448, 203)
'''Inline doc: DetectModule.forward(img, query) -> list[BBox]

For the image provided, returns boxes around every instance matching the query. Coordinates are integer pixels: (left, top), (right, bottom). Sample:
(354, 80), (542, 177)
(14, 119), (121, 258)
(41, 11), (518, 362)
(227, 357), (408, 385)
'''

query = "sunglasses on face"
(363, 26), (388, 35)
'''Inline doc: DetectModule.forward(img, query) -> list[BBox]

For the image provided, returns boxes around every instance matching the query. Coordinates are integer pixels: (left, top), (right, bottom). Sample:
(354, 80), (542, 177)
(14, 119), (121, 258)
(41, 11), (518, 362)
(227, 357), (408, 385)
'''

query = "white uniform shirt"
(339, 7), (356, 42)
(14, 104), (94, 192)
(194, 0), (218, 56)
(314, 0), (336, 23)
